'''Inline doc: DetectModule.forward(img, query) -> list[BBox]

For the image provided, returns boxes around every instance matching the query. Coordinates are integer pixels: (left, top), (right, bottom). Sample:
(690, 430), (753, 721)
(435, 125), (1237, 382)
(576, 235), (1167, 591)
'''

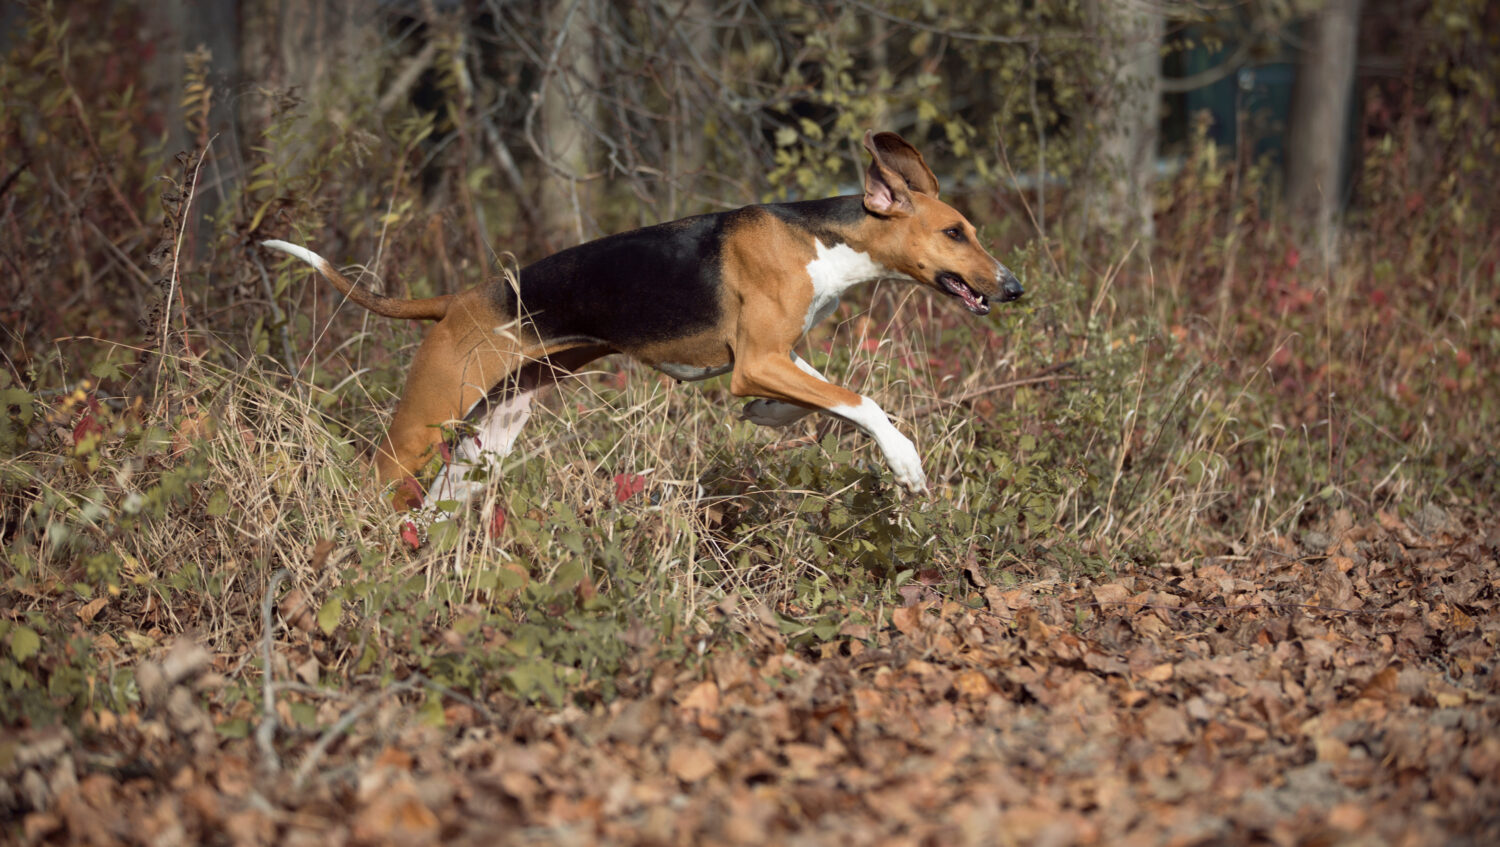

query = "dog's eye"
(943, 226), (965, 242)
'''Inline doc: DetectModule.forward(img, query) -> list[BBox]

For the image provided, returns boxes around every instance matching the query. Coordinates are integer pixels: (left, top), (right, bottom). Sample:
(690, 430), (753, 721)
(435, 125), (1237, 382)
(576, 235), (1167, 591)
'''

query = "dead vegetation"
(4, 2), (1499, 844)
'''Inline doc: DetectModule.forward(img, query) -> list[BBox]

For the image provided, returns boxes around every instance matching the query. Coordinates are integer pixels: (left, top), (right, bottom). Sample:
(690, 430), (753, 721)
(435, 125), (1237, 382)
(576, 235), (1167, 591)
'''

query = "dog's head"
(861, 131), (1023, 316)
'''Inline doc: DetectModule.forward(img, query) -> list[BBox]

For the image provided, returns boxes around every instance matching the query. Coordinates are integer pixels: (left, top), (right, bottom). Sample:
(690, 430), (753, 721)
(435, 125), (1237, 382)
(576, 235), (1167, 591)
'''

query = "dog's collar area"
(937, 272), (990, 315)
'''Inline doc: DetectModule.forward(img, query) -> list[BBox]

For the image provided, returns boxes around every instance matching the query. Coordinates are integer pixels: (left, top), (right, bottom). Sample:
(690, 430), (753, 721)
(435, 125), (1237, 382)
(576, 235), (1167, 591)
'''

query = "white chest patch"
(802, 240), (896, 333)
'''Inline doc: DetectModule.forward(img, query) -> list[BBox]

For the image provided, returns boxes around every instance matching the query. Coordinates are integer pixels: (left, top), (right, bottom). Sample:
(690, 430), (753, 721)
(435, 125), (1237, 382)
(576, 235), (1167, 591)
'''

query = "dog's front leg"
(741, 353), (820, 427)
(732, 352), (926, 493)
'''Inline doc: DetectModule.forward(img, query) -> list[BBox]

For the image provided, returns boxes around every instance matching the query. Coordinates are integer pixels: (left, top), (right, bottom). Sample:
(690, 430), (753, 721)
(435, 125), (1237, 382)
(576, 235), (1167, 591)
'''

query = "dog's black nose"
(999, 269), (1025, 302)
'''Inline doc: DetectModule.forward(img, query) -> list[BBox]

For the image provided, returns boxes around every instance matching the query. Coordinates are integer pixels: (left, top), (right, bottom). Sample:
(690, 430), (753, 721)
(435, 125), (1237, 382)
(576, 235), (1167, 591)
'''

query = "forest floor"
(7, 504), (1497, 846)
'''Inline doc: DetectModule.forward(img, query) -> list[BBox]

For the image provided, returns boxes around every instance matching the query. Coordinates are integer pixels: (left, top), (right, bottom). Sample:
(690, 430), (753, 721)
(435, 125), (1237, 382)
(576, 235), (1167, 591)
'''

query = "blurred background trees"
(1, 0), (1495, 373)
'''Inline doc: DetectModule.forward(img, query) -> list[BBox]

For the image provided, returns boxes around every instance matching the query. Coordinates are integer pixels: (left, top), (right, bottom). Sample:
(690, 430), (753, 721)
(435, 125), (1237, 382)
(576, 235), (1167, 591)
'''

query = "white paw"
(741, 399), (810, 428)
(882, 433), (928, 493)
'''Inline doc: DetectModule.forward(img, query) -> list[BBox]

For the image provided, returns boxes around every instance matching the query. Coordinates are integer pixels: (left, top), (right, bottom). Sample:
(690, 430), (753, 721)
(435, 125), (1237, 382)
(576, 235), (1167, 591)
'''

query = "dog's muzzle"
(998, 268), (1025, 303)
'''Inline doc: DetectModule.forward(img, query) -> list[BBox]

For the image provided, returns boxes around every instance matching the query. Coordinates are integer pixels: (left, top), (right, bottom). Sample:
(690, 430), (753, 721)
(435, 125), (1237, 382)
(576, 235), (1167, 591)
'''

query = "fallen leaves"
(6, 509), (1499, 845)
(667, 742), (718, 782)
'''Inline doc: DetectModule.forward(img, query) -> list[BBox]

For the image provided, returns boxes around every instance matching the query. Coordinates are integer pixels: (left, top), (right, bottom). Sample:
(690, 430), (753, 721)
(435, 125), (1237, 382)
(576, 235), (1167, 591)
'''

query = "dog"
(263, 131), (1023, 516)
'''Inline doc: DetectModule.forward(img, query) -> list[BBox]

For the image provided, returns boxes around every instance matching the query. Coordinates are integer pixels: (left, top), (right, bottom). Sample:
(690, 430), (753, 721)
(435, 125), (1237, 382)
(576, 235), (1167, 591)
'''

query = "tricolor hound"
(263, 131), (1024, 515)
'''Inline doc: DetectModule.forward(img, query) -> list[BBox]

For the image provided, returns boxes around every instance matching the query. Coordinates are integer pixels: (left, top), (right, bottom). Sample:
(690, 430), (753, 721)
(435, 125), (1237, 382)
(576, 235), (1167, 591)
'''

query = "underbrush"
(2, 1), (1496, 732)
(5, 199), (1495, 723)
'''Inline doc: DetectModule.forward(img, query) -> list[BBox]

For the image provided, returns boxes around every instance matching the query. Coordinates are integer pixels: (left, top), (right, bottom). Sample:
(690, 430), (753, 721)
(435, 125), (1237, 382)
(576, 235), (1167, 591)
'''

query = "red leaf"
(613, 473), (646, 503)
(73, 398), (105, 446)
(1284, 246), (1300, 270)
(488, 507), (507, 537)
(437, 441), (453, 463)
(400, 522), (422, 549)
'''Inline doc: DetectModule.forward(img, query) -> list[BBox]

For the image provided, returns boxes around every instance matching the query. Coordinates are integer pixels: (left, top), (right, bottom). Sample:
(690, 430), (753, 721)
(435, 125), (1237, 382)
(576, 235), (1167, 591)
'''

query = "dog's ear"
(863, 132), (914, 217)
(863, 156), (913, 217)
(864, 131), (941, 198)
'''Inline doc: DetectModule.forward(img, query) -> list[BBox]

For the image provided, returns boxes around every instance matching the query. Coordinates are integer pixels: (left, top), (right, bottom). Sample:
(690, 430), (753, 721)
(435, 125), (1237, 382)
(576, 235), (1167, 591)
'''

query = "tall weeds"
(1, 2), (1495, 719)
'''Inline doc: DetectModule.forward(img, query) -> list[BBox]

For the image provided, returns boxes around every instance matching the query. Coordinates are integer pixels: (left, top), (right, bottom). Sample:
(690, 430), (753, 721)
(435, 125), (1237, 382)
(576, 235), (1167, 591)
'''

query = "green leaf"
(216, 718), (250, 739)
(289, 701), (318, 728)
(555, 559), (585, 589)
(427, 520), (459, 551)
(90, 360), (125, 381)
(504, 660), (562, 704)
(249, 198), (274, 232)
(9, 626), (40, 663)
(317, 597), (342, 635)
(418, 694), (446, 728)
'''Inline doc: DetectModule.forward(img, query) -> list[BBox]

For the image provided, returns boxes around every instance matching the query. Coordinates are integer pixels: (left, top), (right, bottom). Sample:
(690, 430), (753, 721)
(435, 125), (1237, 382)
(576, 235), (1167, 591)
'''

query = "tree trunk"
(142, 0), (240, 245)
(1092, 0), (1163, 244)
(539, 0), (599, 246)
(1285, 0), (1364, 258)
(239, 1), (378, 144)
(142, 1), (190, 160)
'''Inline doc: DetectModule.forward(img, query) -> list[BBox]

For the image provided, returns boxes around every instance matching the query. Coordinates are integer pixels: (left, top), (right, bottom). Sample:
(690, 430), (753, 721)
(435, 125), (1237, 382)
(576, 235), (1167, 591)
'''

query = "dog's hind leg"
(376, 298), (533, 486)
(423, 389), (534, 513)
(420, 344), (613, 515)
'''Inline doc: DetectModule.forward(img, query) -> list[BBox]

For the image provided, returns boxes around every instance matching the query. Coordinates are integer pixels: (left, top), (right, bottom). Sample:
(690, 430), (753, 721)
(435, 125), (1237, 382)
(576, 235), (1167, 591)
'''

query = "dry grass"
(2, 3), (1496, 720)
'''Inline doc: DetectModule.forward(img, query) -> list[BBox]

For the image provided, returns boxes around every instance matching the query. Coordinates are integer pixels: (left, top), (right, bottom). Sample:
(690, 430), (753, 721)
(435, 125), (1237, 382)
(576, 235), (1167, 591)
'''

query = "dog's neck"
(801, 237), (913, 334)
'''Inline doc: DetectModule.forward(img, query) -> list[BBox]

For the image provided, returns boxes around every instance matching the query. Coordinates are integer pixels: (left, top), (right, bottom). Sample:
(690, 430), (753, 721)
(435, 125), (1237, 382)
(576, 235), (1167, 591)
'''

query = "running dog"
(263, 131), (1023, 514)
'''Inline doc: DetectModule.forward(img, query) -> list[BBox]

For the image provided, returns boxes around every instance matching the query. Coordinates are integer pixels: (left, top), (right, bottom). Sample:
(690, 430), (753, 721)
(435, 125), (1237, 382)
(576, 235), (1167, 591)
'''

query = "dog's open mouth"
(937, 272), (990, 316)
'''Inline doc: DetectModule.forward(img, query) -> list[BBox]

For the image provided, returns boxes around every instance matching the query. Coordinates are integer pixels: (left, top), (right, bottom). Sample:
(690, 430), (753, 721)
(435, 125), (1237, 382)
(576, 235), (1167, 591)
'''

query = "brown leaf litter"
(4, 506), (1498, 845)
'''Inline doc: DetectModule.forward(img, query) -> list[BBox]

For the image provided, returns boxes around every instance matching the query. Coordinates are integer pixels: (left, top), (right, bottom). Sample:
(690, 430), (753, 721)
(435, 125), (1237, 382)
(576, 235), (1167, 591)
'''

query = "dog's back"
(503, 211), (733, 349)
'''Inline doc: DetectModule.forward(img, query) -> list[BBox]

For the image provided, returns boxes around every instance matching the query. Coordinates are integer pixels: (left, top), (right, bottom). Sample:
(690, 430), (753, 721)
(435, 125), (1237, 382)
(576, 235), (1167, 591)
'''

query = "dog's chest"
(801, 240), (894, 334)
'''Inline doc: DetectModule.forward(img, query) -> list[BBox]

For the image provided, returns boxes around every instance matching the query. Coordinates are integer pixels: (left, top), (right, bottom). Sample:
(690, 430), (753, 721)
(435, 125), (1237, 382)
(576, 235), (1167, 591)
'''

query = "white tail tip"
(262, 239), (331, 272)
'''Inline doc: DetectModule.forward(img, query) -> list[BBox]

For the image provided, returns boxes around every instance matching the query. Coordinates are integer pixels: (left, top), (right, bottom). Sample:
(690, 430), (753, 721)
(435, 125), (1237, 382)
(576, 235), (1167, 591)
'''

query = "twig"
(82, 219), (154, 288)
(249, 249), (298, 375)
(1082, 599), (1389, 617)
(478, 112), (546, 239)
(377, 40), (440, 116)
(292, 677), (420, 792)
(844, 0), (1072, 45)
(0, 159), (28, 202)
(908, 360), (1080, 419)
(62, 78), (145, 232)
(1027, 42), (1046, 240)
(765, 435), (818, 454)
(256, 568), (290, 775)
(443, 26), (492, 268)
(153, 138), (215, 404)
(1115, 362), (1204, 526)
(414, 673), (504, 725)
(1160, 38), (1254, 94)
(994, 121), (1064, 282)
(521, 0), (608, 187)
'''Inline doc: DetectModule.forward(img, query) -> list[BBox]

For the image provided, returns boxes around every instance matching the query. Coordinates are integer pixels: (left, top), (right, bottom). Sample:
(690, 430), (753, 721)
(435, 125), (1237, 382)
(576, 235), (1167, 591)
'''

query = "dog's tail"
(261, 239), (451, 321)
